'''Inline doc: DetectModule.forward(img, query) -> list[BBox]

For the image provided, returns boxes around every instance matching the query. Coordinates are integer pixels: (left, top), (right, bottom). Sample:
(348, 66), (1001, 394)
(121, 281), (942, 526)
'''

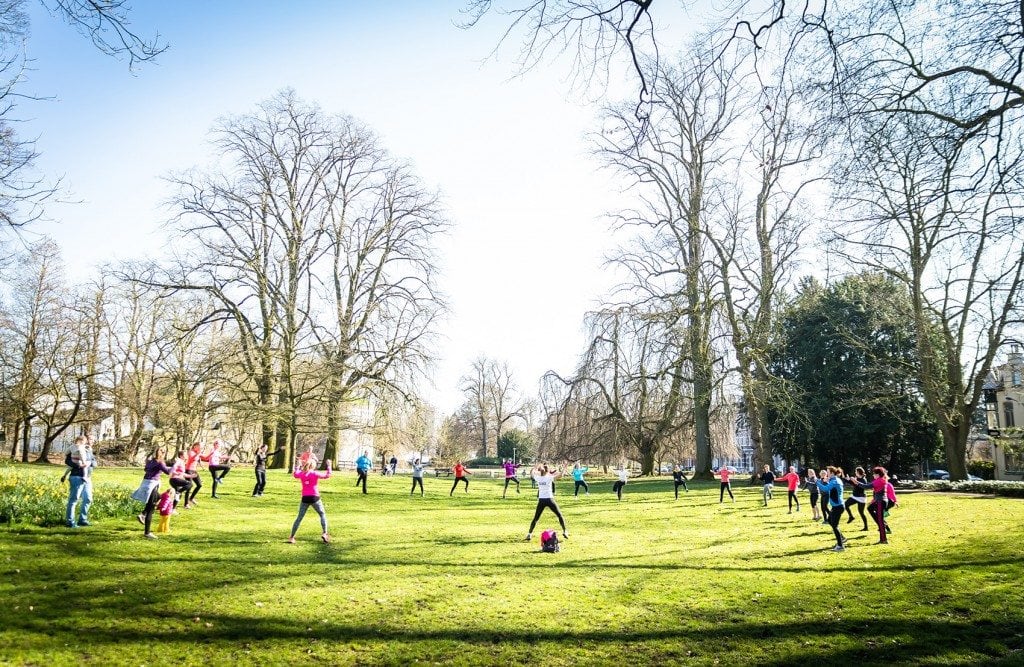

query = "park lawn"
(1, 467), (1022, 666)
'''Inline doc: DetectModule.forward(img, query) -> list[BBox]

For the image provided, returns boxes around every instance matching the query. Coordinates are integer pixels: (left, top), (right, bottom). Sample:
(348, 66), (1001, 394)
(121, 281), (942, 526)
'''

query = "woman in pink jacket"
(288, 457), (332, 544)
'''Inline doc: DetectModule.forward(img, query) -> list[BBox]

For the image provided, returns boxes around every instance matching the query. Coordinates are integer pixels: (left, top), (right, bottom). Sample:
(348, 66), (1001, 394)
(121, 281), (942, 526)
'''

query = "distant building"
(983, 344), (1024, 480)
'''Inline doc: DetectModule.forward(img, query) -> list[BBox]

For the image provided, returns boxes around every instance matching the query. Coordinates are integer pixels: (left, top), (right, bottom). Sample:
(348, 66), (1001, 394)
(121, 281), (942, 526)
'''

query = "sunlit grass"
(1, 464), (1022, 665)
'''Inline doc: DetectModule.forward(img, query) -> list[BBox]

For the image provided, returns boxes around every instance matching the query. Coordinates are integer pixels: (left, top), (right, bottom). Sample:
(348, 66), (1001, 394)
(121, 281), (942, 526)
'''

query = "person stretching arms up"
(572, 463), (590, 497)
(502, 458), (521, 498)
(719, 466), (735, 503)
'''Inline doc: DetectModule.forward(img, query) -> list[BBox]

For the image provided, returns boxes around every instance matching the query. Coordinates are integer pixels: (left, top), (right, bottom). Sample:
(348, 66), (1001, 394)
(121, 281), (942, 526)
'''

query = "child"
(157, 487), (175, 533)
(289, 457), (332, 543)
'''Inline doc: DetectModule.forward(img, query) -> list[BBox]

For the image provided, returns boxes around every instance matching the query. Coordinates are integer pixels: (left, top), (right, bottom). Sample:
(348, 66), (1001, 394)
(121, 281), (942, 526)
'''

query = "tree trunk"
(941, 419), (969, 481)
(10, 419), (21, 459)
(21, 416), (31, 463)
(638, 437), (656, 475)
(324, 385), (340, 469)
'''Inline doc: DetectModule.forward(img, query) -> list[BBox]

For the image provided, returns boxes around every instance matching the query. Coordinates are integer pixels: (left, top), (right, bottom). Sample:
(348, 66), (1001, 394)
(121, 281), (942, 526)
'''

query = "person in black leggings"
(525, 464), (568, 541)
(672, 466), (689, 499)
(252, 444), (283, 497)
(843, 467), (870, 530)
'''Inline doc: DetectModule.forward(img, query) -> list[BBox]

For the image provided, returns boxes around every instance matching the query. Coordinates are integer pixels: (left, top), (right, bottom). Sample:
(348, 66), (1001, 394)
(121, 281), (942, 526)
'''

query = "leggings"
(612, 480), (625, 500)
(719, 482), (734, 502)
(169, 478), (192, 508)
(827, 505), (845, 547)
(291, 498), (327, 536)
(809, 487), (819, 513)
(787, 490), (800, 512)
(574, 480), (589, 496)
(186, 469), (202, 503)
(450, 476), (469, 495)
(528, 498), (566, 534)
(820, 494), (829, 520)
(209, 464), (230, 497)
(143, 486), (159, 534)
(411, 477), (424, 495)
(356, 470), (368, 493)
(845, 497), (868, 528)
(253, 469), (267, 496)
(503, 477), (520, 497)
(870, 498), (889, 542)
(674, 480), (688, 498)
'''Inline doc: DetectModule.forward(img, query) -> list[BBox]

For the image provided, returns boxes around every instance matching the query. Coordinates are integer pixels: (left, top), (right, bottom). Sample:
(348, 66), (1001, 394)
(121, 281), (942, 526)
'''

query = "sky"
(19, 1), (704, 416)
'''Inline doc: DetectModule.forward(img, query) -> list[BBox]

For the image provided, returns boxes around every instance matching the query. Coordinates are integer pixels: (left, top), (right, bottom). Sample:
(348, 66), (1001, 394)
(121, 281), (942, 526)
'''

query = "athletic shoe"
(143, 533), (157, 540)
(66, 522), (77, 528)
(524, 533), (532, 541)
(562, 531), (569, 539)
(875, 540), (888, 545)
(211, 494), (220, 499)
(831, 545), (845, 552)
(287, 537), (296, 544)
(846, 517), (854, 524)
(78, 520), (91, 526)
(136, 514), (145, 525)
(885, 525), (892, 534)
(321, 533), (330, 544)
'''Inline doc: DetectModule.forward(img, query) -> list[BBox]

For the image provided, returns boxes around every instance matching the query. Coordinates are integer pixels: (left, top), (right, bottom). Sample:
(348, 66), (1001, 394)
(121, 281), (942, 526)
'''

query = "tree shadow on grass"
(3, 607), (1018, 665)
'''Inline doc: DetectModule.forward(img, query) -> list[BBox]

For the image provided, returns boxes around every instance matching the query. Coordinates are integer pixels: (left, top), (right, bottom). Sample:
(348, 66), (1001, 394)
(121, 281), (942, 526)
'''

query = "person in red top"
(449, 461), (472, 496)
(718, 467), (735, 503)
(183, 442), (211, 508)
(775, 465), (802, 513)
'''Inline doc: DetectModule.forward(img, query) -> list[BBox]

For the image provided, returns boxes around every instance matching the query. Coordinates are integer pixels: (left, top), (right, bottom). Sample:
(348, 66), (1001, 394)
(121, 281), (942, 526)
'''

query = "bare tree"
(597, 47), (739, 477)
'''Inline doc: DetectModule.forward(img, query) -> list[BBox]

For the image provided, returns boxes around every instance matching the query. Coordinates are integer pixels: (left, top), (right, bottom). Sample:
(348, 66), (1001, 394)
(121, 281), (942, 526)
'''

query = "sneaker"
(876, 540), (888, 545)
(287, 537), (296, 544)
(846, 517), (854, 524)
(136, 514), (145, 526)
(144, 533), (157, 540)
(211, 494), (220, 499)
(562, 531), (569, 540)
(66, 522), (77, 528)
(321, 533), (330, 544)
(831, 545), (845, 552)
(885, 525), (892, 534)
(524, 533), (532, 541)
(78, 520), (91, 527)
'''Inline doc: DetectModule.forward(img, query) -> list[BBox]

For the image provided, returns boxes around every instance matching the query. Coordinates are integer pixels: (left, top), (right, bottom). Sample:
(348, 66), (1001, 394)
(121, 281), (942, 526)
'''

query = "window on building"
(1007, 451), (1024, 475)
(1004, 401), (1017, 428)
(1013, 369), (1022, 387)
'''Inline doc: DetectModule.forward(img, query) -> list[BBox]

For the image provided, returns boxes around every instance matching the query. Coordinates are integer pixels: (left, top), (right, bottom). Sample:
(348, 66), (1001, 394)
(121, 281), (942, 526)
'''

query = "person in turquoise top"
(571, 463), (590, 496)
(355, 451), (372, 494)
(816, 466), (848, 552)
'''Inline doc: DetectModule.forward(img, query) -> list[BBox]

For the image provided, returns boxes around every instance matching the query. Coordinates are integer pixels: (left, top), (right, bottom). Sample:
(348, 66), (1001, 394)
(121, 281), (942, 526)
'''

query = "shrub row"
(918, 480), (1024, 498)
(0, 463), (138, 527)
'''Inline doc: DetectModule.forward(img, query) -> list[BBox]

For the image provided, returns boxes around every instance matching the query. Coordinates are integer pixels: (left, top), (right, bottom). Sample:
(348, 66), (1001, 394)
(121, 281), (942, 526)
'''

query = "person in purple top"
(501, 458), (521, 499)
(131, 445), (172, 539)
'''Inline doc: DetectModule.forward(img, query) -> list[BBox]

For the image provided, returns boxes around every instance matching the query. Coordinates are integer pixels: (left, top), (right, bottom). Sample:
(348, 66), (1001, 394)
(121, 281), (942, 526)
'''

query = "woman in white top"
(612, 465), (629, 501)
(525, 464), (568, 541)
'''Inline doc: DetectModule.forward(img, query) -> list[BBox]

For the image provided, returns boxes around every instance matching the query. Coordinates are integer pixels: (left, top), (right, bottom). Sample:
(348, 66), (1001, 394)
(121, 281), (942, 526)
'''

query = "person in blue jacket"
(571, 462), (590, 496)
(816, 466), (848, 552)
(355, 451), (372, 494)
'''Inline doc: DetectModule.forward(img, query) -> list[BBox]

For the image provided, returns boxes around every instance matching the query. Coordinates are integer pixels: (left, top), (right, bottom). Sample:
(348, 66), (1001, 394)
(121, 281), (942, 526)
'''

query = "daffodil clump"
(0, 462), (136, 526)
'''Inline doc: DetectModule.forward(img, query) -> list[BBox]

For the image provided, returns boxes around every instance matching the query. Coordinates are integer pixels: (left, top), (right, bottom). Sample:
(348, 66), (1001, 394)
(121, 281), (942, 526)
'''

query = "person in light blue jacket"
(571, 463), (590, 496)
(355, 451), (372, 494)
(816, 466), (848, 552)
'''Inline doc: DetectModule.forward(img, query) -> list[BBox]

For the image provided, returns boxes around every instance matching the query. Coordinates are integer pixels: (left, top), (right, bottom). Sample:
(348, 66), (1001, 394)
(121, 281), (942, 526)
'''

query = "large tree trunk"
(10, 419), (21, 459)
(21, 416), (31, 463)
(638, 437), (657, 475)
(324, 380), (340, 469)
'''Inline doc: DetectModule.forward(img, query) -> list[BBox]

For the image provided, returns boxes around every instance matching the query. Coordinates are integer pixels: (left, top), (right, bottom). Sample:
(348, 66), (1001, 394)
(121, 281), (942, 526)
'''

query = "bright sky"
(21, 1), (704, 416)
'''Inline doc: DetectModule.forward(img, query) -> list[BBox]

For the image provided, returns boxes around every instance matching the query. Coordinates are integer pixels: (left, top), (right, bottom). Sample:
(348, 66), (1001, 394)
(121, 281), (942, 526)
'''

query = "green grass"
(1, 465), (1023, 666)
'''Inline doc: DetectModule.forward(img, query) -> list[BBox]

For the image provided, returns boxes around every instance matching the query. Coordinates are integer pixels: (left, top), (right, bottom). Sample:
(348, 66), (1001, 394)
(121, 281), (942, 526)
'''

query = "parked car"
(927, 469), (950, 480)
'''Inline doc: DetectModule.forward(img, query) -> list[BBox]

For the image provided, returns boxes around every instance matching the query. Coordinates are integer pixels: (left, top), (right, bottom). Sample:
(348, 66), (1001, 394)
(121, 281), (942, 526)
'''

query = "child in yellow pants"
(157, 488), (174, 533)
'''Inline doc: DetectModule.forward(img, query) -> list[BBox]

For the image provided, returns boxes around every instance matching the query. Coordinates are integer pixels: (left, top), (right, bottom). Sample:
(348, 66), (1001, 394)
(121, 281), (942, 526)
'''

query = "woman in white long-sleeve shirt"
(525, 464), (568, 542)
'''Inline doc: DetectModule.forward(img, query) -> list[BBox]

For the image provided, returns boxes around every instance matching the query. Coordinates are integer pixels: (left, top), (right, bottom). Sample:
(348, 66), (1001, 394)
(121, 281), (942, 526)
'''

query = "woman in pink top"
(718, 467), (735, 503)
(289, 457), (332, 544)
(775, 466), (801, 513)
(868, 466), (893, 544)
(449, 461), (472, 496)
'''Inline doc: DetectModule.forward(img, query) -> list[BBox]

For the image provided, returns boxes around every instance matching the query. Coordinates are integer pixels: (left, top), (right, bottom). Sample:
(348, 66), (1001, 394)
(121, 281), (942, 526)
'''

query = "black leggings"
(253, 469), (267, 496)
(820, 494), (829, 519)
(169, 478), (192, 508)
(356, 470), (368, 493)
(450, 476), (469, 495)
(528, 498), (566, 534)
(845, 498), (867, 528)
(411, 477), (424, 495)
(870, 498), (890, 542)
(209, 464), (230, 497)
(674, 480), (688, 498)
(503, 477), (520, 496)
(574, 480), (589, 496)
(787, 490), (800, 511)
(827, 505), (845, 547)
(719, 482), (734, 502)
(143, 487), (159, 534)
(612, 480), (626, 500)
(186, 470), (202, 503)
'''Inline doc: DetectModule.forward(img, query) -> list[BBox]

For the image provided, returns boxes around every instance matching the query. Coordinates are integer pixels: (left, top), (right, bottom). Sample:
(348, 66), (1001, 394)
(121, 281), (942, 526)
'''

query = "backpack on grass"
(540, 529), (560, 553)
